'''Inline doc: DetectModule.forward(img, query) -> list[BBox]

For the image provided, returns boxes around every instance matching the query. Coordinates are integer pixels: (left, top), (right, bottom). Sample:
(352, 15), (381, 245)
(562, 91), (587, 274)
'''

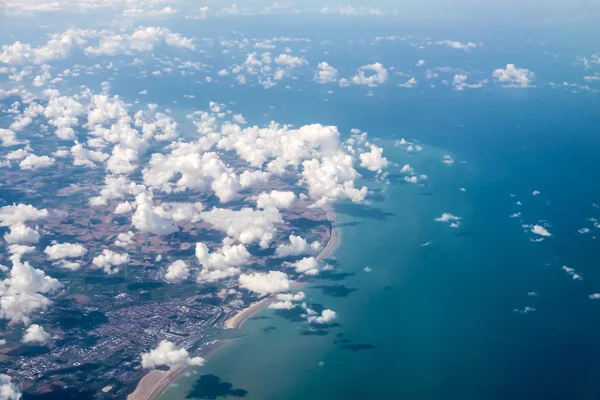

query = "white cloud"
(143, 151), (239, 203)
(165, 260), (190, 282)
(22, 324), (50, 344)
(493, 64), (535, 88)
(4, 224), (41, 245)
(359, 144), (388, 173)
(195, 242), (251, 283)
(0, 204), (47, 226)
(435, 213), (461, 223)
(269, 291), (305, 309)
(275, 235), (321, 258)
(314, 62), (339, 84)
(44, 243), (87, 260)
(0, 28), (97, 65)
(121, 7), (177, 18)
(201, 207), (282, 248)
(131, 193), (179, 236)
(275, 54), (308, 69)
(286, 257), (321, 275)
(0, 374), (21, 400)
(347, 63), (388, 86)
(531, 225), (551, 237)
(398, 77), (418, 88)
(141, 340), (204, 369)
(85, 27), (196, 57)
(0, 255), (62, 324)
(436, 40), (477, 51)
(92, 249), (129, 274)
(252, 190), (297, 210)
(562, 266), (582, 280)
(307, 309), (337, 324)
(301, 153), (368, 205)
(19, 154), (55, 170)
(589, 293), (600, 300)
(238, 271), (291, 296)
(452, 74), (487, 90)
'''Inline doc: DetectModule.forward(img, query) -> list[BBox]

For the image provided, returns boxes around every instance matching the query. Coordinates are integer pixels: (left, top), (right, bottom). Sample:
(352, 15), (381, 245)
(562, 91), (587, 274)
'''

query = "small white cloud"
(141, 340), (204, 369)
(493, 64), (535, 88)
(531, 225), (551, 237)
(22, 324), (50, 344)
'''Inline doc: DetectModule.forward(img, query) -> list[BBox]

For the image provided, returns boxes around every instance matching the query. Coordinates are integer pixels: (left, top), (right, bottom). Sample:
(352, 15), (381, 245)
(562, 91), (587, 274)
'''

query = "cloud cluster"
(306, 308), (338, 324)
(0, 255), (62, 324)
(238, 271), (291, 296)
(201, 207), (282, 248)
(275, 235), (321, 257)
(342, 63), (388, 87)
(195, 242), (251, 283)
(165, 260), (190, 282)
(141, 340), (204, 369)
(285, 257), (323, 275)
(92, 249), (130, 274)
(269, 291), (306, 310)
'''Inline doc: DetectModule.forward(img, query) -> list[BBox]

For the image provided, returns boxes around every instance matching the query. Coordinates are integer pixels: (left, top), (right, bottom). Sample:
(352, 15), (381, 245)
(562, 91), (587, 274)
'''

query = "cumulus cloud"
(0, 374), (21, 400)
(19, 154), (55, 170)
(307, 309), (337, 324)
(0, 28), (97, 65)
(531, 225), (551, 237)
(201, 207), (282, 248)
(238, 271), (291, 296)
(436, 40), (477, 51)
(301, 153), (368, 205)
(269, 291), (305, 309)
(252, 190), (297, 210)
(345, 63), (388, 86)
(562, 266), (582, 280)
(44, 243), (87, 260)
(0, 204), (47, 226)
(143, 151), (239, 203)
(492, 64), (535, 88)
(131, 193), (179, 236)
(452, 74), (488, 90)
(275, 235), (321, 258)
(195, 242), (251, 282)
(314, 62), (339, 83)
(141, 340), (204, 369)
(286, 257), (321, 275)
(165, 260), (190, 282)
(0, 255), (62, 324)
(92, 249), (129, 274)
(359, 144), (388, 173)
(22, 324), (50, 344)
(85, 27), (196, 56)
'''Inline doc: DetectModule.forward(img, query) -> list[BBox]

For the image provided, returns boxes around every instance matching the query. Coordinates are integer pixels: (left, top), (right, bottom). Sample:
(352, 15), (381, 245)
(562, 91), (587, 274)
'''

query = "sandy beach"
(128, 206), (338, 400)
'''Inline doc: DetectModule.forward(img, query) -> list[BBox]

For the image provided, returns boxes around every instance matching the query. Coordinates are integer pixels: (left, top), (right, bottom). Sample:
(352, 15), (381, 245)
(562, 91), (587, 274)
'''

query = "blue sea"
(153, 17), (600, 400)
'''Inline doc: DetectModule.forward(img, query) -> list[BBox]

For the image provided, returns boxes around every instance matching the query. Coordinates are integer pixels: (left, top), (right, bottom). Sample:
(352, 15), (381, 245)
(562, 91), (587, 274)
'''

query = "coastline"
(128, 206), (338, 400)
